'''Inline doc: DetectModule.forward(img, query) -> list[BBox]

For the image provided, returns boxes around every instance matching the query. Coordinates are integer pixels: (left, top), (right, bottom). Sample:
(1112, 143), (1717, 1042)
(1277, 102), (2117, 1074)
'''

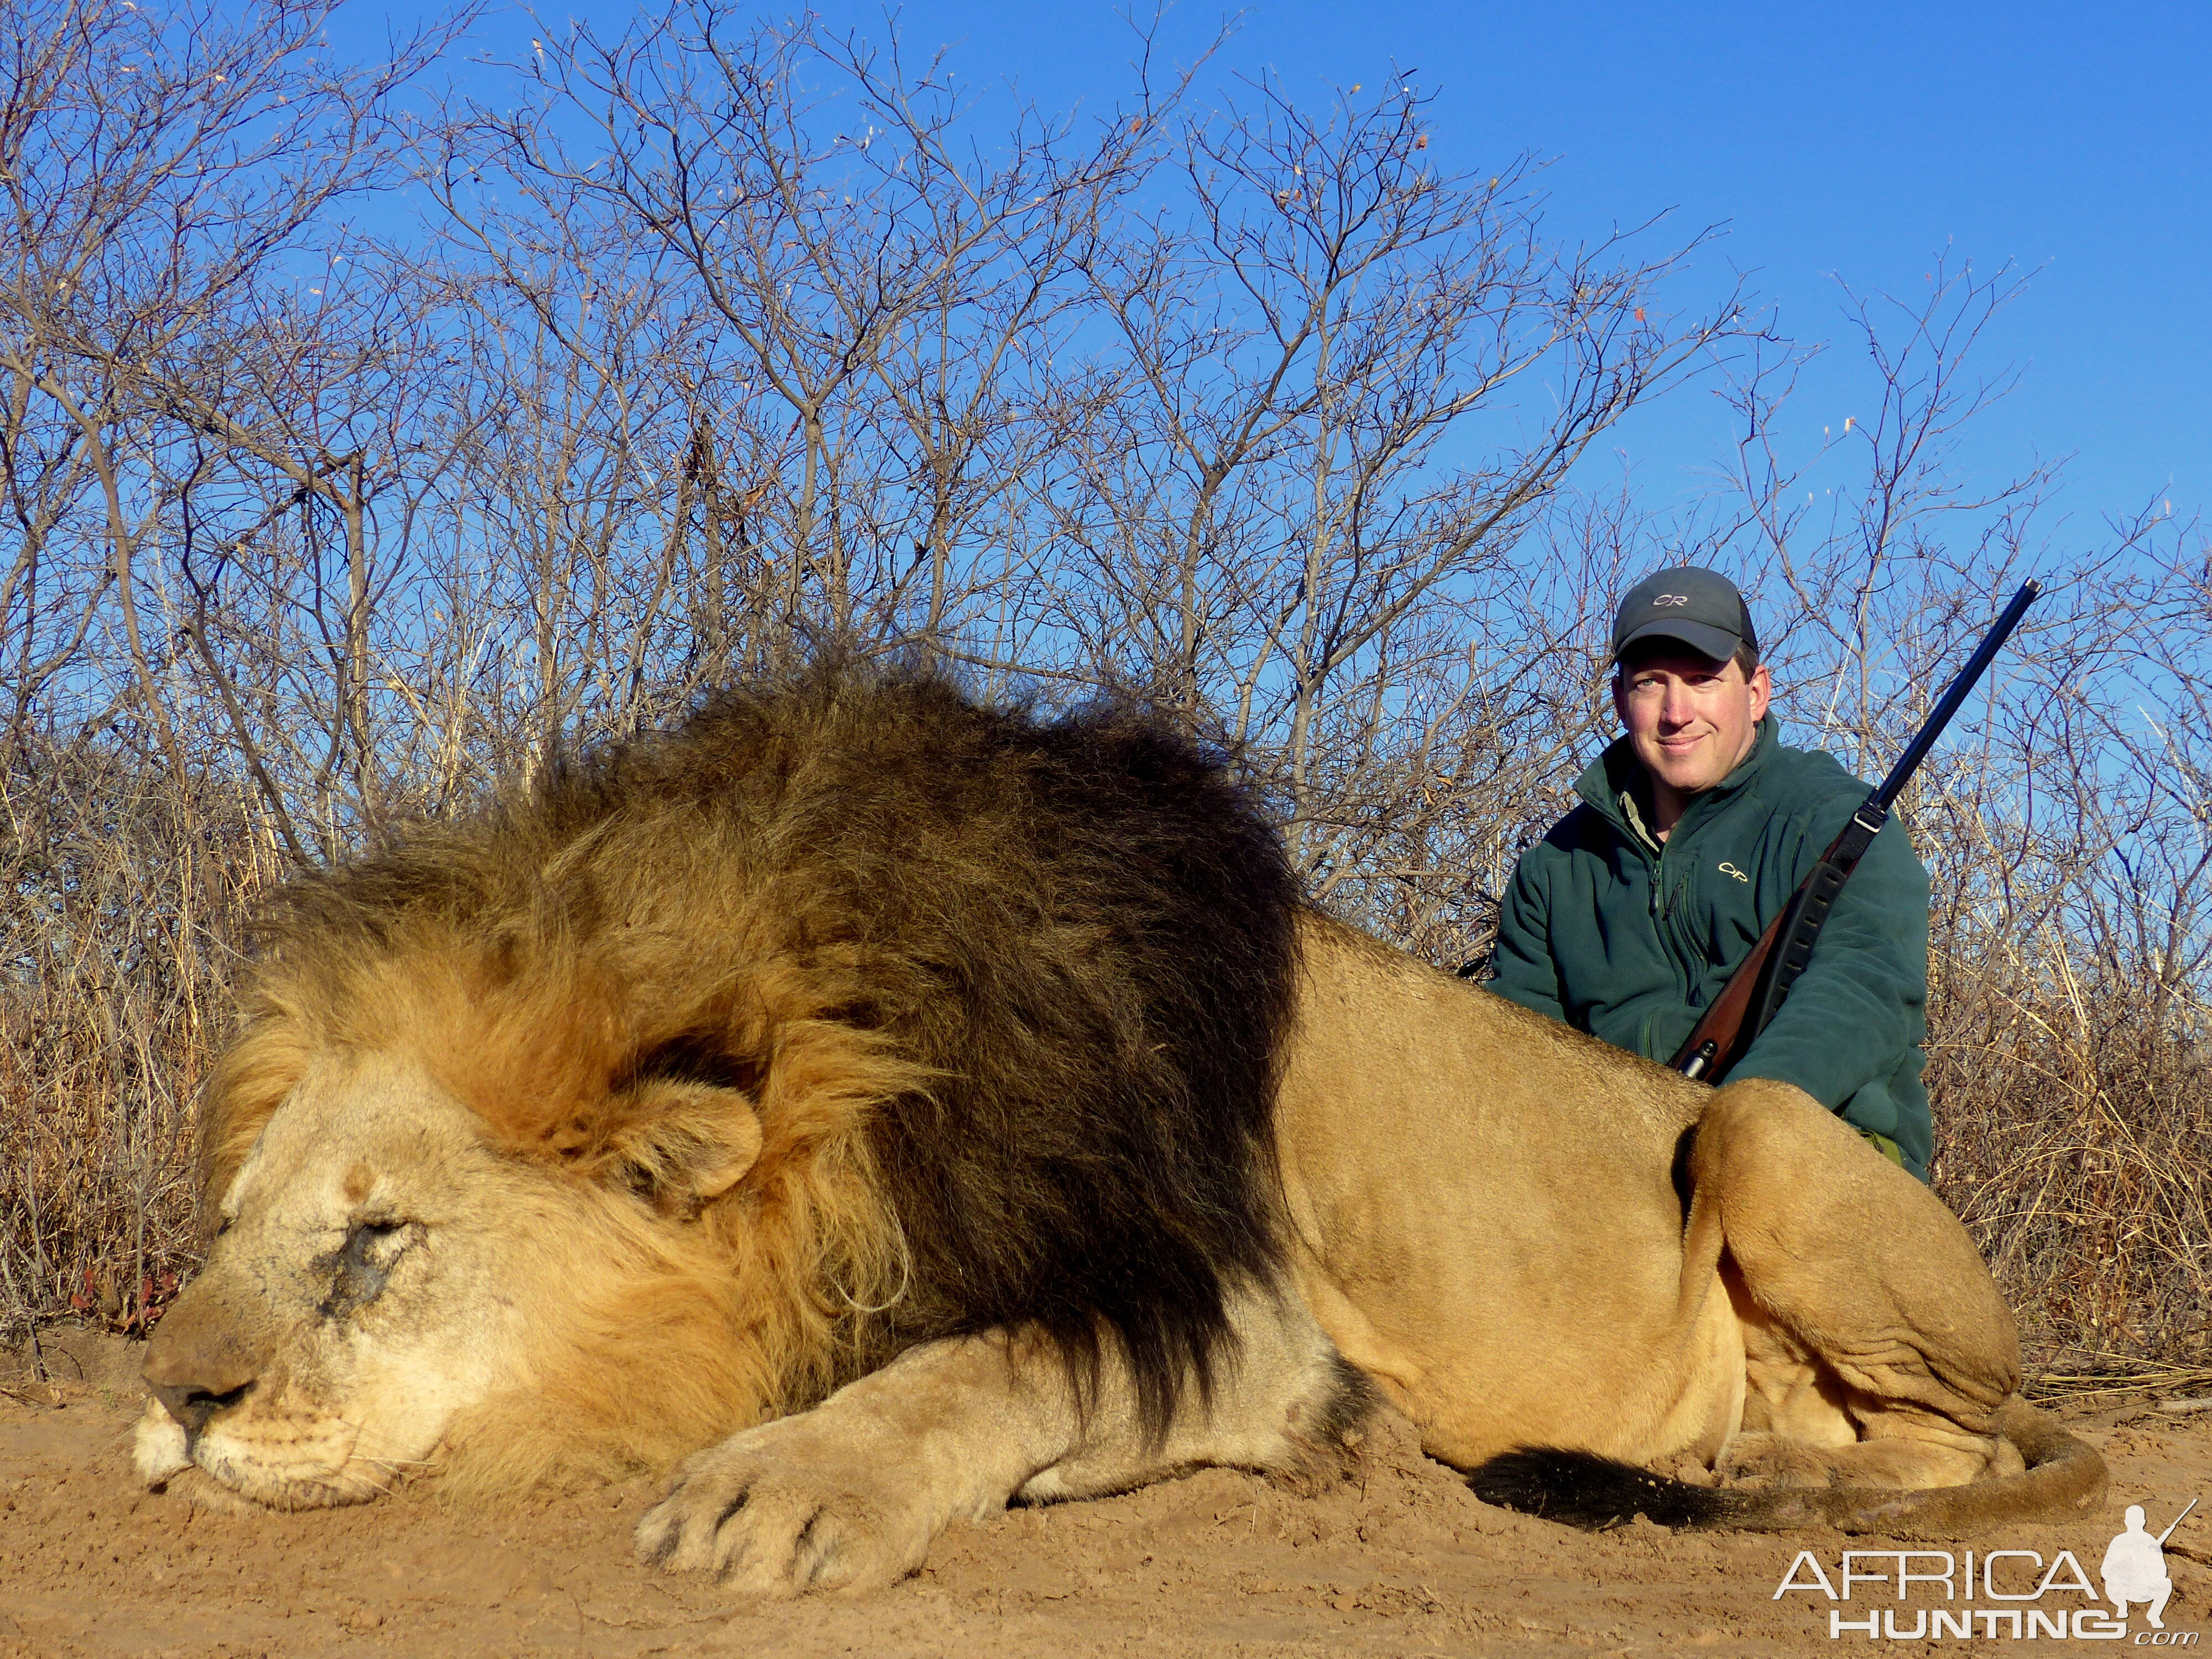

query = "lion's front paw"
(634, 1411), (956, 1595)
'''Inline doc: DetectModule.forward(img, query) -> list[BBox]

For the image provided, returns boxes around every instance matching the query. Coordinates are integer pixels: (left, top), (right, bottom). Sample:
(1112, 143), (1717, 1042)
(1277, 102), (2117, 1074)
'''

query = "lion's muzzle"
(142, 1276), (267, 1442)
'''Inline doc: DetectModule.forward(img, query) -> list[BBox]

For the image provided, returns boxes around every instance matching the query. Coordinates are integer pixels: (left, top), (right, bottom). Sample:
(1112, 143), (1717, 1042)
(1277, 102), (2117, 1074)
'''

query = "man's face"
(1611, 648), (1772, 806)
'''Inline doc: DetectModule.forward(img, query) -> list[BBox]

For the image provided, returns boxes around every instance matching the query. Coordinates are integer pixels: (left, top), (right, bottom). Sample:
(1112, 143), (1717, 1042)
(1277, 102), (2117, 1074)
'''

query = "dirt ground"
(4, 1331), (2210, 1659)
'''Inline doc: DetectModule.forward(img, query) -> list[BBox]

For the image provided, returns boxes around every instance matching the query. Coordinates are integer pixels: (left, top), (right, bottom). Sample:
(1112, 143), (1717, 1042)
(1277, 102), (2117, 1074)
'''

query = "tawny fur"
(196, 667), (1301, 1494)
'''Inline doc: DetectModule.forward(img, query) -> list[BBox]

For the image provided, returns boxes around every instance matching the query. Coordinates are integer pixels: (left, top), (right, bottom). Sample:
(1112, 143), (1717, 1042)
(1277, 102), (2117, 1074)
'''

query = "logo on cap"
(1611, 566), (1759, 665)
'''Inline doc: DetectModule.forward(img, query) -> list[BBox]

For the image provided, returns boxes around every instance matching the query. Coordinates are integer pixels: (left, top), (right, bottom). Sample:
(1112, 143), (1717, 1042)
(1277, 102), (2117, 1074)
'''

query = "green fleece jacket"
(1486, 719), (1934, 1181)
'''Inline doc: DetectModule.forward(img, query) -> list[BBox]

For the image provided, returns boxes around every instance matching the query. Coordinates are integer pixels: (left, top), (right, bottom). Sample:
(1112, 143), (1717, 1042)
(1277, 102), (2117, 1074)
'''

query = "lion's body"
(1277, 918), (1748, 1472)
(1272, 917), (2101, 1527)
(136, 670), (2104, 1580)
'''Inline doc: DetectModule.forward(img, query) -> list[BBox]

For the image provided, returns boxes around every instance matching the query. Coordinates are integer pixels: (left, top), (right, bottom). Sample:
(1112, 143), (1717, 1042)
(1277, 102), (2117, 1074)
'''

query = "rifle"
(1671, 579), (2043, 1083)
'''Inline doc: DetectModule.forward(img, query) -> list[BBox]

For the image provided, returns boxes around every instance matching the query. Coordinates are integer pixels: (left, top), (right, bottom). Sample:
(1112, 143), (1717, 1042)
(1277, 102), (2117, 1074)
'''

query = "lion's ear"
(594, 1081), (764, 1215)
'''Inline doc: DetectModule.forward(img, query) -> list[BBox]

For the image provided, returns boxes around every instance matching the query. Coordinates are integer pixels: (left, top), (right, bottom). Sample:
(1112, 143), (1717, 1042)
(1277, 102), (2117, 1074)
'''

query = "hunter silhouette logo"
(2104, 1499), (2197, 1631)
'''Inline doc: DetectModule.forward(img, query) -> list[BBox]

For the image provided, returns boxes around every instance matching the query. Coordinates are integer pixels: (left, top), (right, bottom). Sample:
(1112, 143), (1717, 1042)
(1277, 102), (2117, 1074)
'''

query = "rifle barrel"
(1871, 580), (2042, 811)
(2157, 1496), (2198, 1545)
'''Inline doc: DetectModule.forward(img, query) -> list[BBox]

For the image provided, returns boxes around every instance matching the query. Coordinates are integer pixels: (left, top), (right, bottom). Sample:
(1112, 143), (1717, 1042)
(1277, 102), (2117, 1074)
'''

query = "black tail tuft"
(1468, 1447), (1743, 1531)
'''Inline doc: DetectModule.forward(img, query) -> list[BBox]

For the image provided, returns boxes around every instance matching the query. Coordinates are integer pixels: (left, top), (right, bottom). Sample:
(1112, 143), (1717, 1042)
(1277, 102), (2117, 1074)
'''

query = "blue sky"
(372, 0), (2208, 550)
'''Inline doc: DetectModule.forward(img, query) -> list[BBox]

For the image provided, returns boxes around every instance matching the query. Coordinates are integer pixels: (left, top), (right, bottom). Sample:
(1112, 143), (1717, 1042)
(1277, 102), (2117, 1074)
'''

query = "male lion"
(135, 670), (2103, 1590)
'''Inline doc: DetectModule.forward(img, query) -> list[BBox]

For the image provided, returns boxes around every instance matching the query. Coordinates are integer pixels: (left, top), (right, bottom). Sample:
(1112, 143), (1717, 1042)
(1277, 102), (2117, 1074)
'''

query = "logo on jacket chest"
(1717, 860), (1750, 884)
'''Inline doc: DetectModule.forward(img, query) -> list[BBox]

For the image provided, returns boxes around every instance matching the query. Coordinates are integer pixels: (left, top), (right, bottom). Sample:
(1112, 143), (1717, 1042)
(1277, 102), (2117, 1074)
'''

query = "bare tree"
(1037, 75), (1746, 889)
(447, 7), (1190, 672)
(0, 0), (453, 1333)
(1, 6), (2204, 1380)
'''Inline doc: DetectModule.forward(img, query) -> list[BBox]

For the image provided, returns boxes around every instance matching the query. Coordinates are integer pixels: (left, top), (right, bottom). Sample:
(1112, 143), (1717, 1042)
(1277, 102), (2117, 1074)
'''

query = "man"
(1486, 567), (1933, 1179)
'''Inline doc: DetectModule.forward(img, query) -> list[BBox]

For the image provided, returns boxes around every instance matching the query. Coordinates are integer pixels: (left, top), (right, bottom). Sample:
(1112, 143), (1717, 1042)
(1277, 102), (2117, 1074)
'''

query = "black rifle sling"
(1738, 800), (1889, 1043)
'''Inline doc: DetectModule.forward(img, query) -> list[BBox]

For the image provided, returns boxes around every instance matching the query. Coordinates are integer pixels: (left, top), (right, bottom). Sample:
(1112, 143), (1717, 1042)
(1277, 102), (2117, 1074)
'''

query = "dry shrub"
(5, 692), (2207, 1385)
(0, 733), (282, 1346)
(1931, 954), (2211, 1376)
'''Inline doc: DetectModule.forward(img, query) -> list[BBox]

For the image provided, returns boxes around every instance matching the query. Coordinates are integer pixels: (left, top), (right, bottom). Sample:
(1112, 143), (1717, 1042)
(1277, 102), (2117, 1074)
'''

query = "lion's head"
(136, 671), (1300, 1509)
(138, 1050), (734, 1507)
(132, 990), (826, 1509)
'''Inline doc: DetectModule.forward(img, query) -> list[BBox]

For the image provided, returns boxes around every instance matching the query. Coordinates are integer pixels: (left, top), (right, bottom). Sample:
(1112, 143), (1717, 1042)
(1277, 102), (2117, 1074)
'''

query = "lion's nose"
(143, 1292), (261, 1437)
(148, 1375), (254, 1437)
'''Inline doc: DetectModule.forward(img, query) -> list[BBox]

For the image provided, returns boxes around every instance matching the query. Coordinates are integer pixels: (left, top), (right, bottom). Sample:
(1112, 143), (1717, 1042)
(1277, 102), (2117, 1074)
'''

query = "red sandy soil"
(4, 1331), (2209, 1658)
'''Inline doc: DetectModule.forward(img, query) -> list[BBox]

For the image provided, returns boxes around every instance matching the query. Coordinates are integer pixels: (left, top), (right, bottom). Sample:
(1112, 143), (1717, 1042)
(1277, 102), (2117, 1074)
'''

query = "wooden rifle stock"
(1669, 579), (2043, 1083)
(1669, 810), (1877, 1081)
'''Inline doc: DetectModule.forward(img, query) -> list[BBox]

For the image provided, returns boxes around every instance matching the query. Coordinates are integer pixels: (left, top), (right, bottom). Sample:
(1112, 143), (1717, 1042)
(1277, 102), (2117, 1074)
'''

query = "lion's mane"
(200, 669), (1301, 1490)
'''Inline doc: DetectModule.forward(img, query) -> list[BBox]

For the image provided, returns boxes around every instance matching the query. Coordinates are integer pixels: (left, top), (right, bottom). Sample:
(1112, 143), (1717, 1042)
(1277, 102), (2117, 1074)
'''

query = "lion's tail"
(1465, 1399), (2107, 1536)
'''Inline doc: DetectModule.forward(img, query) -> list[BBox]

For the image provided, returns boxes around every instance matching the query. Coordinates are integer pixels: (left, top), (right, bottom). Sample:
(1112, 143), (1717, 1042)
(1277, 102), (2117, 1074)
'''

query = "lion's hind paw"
(1714, 1433), (1841, 1489)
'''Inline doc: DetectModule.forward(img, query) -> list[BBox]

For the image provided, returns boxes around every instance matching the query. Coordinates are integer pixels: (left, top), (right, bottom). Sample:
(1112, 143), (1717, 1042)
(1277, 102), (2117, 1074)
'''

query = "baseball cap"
(1611, 567), (1759, 665)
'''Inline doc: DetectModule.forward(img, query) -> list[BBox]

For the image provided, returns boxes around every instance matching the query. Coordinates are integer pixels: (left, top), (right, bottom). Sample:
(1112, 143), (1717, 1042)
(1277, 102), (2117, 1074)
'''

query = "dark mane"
(225, 666), (1302, 1441)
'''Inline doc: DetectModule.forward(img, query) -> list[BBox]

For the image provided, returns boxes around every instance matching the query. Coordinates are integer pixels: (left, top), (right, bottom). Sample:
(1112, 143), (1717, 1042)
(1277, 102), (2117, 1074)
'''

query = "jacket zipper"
(1648, 834), (1700, 1008)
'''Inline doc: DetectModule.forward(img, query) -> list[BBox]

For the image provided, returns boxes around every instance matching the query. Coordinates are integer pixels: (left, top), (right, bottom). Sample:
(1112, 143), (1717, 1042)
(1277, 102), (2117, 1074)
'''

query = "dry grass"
(1, 736), (281, 1344)
(6, 721), (2206, 1394)
(1929, 945), (2211, 1384)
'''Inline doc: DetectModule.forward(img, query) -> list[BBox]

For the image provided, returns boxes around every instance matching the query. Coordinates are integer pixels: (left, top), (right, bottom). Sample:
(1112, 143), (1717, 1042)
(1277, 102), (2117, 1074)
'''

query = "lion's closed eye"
(319, 1219), (416, 1319)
